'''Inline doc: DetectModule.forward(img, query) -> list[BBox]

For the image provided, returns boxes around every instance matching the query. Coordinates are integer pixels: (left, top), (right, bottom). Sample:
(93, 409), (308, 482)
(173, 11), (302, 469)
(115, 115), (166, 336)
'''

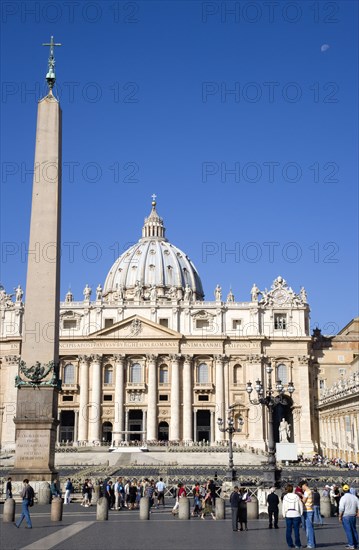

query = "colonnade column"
(183, 355), (193, 442)
(113, 354), (125, 446)
(170, 354), (181, 441)
(215, 355), (225, 442)
(146, 354), (157, 441)
(78, 355), (90, 444)
(88, 354), (102, 444)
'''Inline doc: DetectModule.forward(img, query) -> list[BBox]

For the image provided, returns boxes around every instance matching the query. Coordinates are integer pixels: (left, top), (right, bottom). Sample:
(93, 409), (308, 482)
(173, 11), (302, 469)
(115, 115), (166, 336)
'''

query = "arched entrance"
(273, 397), (294, 443)
(102, 421), (113, 443)
(158, 421), (169, 441)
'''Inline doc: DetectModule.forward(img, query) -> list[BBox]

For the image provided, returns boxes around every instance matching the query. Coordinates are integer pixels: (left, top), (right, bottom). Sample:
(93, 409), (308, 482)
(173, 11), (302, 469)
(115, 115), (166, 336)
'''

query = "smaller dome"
(103, 198), (204, 302)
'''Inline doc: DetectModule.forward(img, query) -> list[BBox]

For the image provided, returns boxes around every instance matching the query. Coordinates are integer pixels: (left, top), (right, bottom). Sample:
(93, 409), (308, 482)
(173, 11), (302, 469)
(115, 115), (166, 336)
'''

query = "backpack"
(28, 486), (35, 507)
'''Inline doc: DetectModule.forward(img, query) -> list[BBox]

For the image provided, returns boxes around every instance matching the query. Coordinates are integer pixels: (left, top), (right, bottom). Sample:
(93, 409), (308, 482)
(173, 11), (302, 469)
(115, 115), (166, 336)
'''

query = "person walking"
(301, 480), (317, 548)
(172, 483), (186, 515)
(15, 479), (34, 529)
(312, 487), (323, 526)
(6, 477), (12, 499)
(338, 483), (359, 550)
(155, 477), (166, 508)
(192, 482), (201, 517)
(64, 478), (73, 504)
(230, 485), (240, 531)
(267, 487), (280, 529)
(282, 483), (303, 549)
(200, 488), (216, 520)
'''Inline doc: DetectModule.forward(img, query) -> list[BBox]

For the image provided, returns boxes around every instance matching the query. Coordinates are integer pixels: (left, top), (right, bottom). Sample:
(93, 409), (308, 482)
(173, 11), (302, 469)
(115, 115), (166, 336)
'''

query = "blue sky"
(1, 0), (358, 333)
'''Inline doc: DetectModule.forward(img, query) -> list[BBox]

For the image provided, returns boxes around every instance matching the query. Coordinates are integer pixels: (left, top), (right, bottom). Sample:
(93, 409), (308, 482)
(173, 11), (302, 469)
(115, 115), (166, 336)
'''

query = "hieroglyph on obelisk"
(13, 37), (63, 480)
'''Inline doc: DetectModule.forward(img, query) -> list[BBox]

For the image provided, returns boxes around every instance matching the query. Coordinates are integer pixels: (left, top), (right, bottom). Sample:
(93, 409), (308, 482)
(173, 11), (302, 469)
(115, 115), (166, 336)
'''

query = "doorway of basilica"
(196, 410), (211, 443)
(158, 421), (169, 441)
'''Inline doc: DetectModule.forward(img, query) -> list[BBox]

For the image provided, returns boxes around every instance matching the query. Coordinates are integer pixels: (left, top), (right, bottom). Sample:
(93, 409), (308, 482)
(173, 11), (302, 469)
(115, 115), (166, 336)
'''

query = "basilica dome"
(103, 199), (204, 302)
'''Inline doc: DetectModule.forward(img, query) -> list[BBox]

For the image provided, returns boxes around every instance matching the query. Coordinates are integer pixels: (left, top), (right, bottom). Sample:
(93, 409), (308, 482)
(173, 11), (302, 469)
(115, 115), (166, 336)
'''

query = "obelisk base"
(12, 386), (59, 481)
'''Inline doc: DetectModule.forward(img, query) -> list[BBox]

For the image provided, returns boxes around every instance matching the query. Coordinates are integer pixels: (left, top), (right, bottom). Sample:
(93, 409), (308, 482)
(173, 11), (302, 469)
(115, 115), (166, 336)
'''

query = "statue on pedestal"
(279, 418), (291, 442)
(15, 285), (24, 303)
(184, 283), (192, 302)
(214, 284), (222, 301)
(251, 283), (260, 302)
(96, 284), (102, 300)
(83, 284), (92, 301)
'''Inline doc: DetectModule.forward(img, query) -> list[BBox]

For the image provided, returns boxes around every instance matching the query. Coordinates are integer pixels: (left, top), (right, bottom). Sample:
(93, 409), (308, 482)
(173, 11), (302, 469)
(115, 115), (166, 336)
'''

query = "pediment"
(89, 315), (182, 340)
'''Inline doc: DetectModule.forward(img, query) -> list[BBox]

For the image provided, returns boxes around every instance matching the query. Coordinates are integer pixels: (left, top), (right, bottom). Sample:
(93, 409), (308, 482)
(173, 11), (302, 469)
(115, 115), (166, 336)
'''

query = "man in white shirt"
(339, 484), (359, 550)
(155, 477), (166, 509)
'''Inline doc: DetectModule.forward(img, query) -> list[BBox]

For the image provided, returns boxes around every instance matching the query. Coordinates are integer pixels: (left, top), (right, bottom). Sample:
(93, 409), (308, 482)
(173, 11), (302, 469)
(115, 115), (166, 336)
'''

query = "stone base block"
(276, 443), (298, 461)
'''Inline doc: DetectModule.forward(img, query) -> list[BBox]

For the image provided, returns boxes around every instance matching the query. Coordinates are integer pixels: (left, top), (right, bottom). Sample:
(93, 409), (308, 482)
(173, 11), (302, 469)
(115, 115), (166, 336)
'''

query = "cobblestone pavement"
(1, 504), (352, 550)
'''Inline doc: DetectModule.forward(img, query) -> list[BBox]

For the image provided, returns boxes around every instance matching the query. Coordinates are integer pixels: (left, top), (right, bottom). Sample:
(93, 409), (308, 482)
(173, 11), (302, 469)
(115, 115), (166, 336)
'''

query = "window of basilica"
(197, 363), (209, 384)
(63, 363), (75, 384)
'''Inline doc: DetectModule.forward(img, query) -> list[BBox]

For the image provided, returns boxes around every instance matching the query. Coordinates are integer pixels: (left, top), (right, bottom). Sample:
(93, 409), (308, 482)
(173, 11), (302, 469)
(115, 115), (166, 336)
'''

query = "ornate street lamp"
(246, 362), (295, 484)
(217, 405), (244, 481)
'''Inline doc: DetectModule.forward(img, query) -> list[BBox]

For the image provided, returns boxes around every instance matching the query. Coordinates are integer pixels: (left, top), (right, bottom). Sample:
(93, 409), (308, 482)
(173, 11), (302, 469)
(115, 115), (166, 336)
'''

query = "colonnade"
(64, 353), (232, 446)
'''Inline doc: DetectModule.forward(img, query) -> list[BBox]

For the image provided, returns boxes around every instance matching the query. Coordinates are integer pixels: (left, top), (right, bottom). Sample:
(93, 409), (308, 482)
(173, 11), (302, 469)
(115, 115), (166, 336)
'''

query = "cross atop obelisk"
(42, 36), (62, 91)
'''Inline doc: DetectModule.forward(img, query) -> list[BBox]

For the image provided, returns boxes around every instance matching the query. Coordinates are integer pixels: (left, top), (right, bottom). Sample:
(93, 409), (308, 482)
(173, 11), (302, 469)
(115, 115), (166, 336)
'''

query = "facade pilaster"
(170, 354), (181, 441)
(113, 354), (125, 446)
(2, 355), (19, 450)
(183, 355), (193, 441)
(246, 355), (265, 450)
(146, 354), (157, 441)
(215, 355), (225, 441)
(295, 355), (314, 455)
(78, 355), (90, 443)
(88, 354), (102, 444)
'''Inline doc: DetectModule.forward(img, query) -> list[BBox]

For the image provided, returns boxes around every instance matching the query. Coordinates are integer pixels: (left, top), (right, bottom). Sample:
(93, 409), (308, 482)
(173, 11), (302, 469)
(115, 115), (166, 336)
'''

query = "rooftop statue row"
(60, 277), (308, 307)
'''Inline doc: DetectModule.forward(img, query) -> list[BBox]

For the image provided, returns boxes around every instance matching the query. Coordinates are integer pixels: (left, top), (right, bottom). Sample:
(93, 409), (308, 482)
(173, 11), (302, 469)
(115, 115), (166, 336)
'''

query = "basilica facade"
(0, 199), (321, 456)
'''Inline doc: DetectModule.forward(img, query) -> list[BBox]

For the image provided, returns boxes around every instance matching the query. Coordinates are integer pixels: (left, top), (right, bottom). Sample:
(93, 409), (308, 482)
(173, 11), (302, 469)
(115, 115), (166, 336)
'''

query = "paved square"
(1, 503), (351, 550)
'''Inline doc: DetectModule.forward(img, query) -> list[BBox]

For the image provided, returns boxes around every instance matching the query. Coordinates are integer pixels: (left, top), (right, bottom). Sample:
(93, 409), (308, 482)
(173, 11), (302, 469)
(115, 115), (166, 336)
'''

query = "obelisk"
(12, 37), (62, 481)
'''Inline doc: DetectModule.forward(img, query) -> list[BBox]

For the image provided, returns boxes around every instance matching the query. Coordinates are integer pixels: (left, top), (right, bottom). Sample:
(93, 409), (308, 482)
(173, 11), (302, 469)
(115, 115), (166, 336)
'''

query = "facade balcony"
(61, 383), (79, 393)
(193, 383), (214, 394)
(126, 382), (146, 392)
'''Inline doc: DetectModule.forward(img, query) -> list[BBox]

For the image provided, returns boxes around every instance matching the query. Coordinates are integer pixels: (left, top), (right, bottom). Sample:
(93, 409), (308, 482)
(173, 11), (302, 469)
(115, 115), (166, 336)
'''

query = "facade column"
(193, 409), (197, 442)
(113, 354), (126, 446)
(146, 354), (157, 441)
(215, 355), (225, 442)
(224, 355), (230, 412)
(142, 409), (147, 442)
(183, 355), (193, 442)
(210, 410), (215, 443)
(125, 410), (129, 442)
(88, 354), (102, 444)
(78, 355), (90, 444)
(74, 410), (79, 444)
(170, 354), (181, 441)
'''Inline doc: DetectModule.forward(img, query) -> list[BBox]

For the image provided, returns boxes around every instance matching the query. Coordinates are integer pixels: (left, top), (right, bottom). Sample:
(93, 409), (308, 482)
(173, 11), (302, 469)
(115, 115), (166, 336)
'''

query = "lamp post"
(246, 362), (295, 485)
(217, 405), (244, 481)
